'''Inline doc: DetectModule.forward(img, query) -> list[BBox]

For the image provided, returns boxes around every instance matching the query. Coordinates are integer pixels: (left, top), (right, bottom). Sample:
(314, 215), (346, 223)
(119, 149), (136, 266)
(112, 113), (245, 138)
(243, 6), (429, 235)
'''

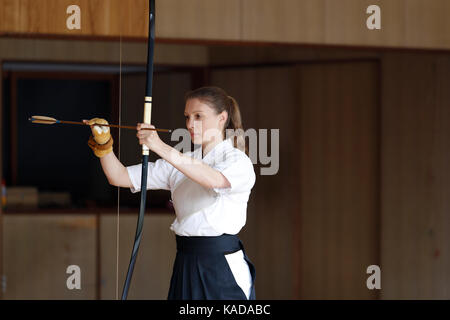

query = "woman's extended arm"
(99, 151), (133, 188)
(152, 142), (231, 190)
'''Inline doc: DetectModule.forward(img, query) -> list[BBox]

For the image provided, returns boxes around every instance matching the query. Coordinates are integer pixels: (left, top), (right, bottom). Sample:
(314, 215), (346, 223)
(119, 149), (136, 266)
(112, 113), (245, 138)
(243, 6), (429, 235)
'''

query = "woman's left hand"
(136, 123), (163, 152)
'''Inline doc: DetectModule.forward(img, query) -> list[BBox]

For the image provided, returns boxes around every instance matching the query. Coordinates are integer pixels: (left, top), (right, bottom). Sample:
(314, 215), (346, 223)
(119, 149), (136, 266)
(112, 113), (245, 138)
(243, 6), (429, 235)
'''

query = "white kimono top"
(126, 138), (256, 236)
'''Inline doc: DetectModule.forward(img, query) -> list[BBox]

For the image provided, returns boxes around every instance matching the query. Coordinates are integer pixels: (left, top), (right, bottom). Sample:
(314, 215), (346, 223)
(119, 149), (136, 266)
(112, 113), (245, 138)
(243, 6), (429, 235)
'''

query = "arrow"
(28, 115), (172, 133)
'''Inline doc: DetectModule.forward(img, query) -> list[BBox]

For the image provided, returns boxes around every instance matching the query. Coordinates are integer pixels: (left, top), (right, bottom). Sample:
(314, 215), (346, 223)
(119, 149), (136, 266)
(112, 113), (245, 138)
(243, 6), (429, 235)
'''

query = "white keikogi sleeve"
(126, 158), (173, 193)
(212, 154), (256, 195)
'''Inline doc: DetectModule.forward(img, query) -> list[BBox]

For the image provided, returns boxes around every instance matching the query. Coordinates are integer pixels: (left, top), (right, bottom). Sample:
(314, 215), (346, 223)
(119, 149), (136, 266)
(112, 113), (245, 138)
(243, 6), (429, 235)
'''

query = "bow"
(121, 0), (155, 300)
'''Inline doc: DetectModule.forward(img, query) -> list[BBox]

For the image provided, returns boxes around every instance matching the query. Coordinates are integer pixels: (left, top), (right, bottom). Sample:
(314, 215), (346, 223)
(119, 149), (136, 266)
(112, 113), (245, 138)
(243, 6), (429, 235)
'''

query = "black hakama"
(167, 234), (256, 300)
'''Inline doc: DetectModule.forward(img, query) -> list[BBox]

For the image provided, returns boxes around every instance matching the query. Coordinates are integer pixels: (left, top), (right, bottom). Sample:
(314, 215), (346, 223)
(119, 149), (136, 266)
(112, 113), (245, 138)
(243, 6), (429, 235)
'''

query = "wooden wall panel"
(208, 45), (379, 66)
(2, 213), (176, 299)
(0, 0), (146, 38)
(252, 67), (299, 300)
(2, 0), (450, 50)
(157, 0), (241, 41)
(404, 0), (450, 50)
(297, 61), (379, 299)
(323, 0), (405, 47)
(3, 214), (97, 299)
(100, 214), (176, 299)
(0, 39), (209, 66)
(434, 55), (450, 298)
(0, 0), (241, 41)
(381, 53), (450, 299)
(242, 0), (450, 50)
(242, 0), (326, 45)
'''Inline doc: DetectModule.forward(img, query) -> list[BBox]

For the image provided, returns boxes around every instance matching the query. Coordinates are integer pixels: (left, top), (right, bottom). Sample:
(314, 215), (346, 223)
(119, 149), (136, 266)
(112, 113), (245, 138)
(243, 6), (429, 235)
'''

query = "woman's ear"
(219, 110), (228, 125)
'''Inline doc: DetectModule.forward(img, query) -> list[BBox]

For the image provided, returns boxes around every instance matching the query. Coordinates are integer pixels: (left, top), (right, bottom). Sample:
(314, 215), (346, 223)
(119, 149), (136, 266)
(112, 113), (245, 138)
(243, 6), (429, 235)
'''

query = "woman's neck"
(202, 136), (224, 157)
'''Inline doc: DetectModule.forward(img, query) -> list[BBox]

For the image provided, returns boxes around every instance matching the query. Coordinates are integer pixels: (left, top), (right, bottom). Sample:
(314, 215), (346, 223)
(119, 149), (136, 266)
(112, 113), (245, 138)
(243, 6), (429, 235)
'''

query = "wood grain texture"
(1, 0), (450, 50)
(242, 0), (326, 44)
(2, 213), (176, 299)
(3, 214), (97, 299)
(242, 0), (450, 50)
(297, 61), (379, 299)
(323, 0), (405, 47)
(0, 0), (147, 37)
(157, 0), (241, 40)
(0, 38), (209, 66)
(404, 0), (450, 50)
(208, 45), (379, 66)
(0, 0), (241, 40)
(381, 53), (450, 299)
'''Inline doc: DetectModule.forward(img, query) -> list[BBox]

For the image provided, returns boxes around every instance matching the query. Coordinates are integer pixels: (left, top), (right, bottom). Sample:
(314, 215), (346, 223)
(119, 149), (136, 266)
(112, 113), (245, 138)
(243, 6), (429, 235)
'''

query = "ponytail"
(225, 95), (247, 153)
(185, 87), (248, 154)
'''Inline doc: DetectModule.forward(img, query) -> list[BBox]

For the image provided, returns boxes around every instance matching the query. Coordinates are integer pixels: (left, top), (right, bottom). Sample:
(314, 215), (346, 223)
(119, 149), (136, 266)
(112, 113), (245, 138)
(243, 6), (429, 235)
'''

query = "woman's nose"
(186, 118), (194, 129)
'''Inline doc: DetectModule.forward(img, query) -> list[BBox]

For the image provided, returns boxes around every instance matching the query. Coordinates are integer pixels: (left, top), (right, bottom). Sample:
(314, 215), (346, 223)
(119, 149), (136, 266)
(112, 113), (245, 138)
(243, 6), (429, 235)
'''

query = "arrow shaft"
(30, 118), (171, 132)
(60, 120), (171, 132)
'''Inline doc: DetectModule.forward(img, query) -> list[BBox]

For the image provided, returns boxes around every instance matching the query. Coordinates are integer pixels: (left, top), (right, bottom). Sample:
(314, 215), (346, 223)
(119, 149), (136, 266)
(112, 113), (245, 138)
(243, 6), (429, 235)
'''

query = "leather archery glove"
(88, 118), (111, 144)
(85, 118), (113, 158)
(88, 135), (113, 158)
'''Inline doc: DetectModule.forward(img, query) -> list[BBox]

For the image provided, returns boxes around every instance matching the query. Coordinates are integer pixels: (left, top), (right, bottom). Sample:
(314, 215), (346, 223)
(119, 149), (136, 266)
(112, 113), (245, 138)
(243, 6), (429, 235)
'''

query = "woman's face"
(184, 98), (227, 145)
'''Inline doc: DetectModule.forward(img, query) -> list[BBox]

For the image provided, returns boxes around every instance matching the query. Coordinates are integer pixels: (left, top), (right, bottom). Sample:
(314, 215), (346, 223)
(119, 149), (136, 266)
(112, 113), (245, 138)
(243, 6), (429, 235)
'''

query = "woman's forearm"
(99, 152), (132, 188)
(153, 142), (230, 190)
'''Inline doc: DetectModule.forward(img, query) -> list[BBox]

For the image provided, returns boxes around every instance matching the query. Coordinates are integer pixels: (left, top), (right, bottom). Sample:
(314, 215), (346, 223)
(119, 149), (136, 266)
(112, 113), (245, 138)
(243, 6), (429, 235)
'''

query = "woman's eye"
(185, 114), (201, 120)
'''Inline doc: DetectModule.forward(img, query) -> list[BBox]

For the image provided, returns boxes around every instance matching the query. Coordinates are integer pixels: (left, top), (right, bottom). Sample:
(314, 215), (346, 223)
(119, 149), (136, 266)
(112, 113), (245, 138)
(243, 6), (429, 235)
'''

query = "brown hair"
(185, 86), (247, 153)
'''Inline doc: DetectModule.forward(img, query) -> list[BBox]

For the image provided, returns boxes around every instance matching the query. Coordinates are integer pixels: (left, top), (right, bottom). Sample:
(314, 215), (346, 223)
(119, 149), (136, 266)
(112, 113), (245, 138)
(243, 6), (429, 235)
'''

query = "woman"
(85, 86), (256, 300)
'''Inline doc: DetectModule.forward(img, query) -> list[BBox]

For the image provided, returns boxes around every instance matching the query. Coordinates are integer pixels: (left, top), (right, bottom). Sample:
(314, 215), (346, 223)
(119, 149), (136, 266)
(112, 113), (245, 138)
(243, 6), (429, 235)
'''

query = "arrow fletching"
(29, 115), (59, 124)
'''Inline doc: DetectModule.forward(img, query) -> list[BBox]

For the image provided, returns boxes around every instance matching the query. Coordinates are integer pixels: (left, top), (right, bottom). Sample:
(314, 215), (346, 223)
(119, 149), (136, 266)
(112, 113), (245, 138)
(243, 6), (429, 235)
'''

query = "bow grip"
(142, 96), (152, 155)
